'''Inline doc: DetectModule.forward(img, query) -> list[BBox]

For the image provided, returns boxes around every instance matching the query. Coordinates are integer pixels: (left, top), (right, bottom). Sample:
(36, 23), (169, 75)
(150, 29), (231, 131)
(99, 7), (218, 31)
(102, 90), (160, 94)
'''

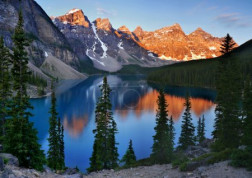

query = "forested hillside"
(147, 39), (252, 88)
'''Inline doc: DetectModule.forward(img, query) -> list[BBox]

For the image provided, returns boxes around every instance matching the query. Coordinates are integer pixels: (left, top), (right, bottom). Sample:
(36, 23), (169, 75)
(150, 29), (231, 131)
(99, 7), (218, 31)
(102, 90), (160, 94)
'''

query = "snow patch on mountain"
(67, 9), (81, 15)
(159, 55), (173, 60)
(209, 46), (216, 51)
(91, 22), (108, 58)
(86, 49), (105, 66)
(191, 51), (206, 59)
(44, 51), (48, 58)
(118, 41), (124, 49)
(148, 51), (155, 58)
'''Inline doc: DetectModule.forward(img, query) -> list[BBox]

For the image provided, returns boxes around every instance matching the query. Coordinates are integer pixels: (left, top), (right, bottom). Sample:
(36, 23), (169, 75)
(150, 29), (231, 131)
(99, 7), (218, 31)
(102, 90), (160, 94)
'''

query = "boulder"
(64, 167), (79, 175)
(0, 153), (19, 166)
(184, 146), (210, 159)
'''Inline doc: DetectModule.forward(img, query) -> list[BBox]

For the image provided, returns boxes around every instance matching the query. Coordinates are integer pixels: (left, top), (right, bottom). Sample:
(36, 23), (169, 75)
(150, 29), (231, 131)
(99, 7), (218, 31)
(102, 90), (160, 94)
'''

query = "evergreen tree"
(3, 11), (45, 170)
(121, 139), (136, 167)
(88, 76), (118, 172)
(47, 85), (65, 170)
(0, 37), (11, 139)
(58, 117), (65, 170)
(168, 116), (175, 158)
(151, 90), (172, 164)
(220, 33), (236, 55)
(88, 140), (103, 172)
(47, 86), (59, 170)
(242, 77), (252, 148)
(197, 116), (206, 144)
(212, 59), (242, 151)
(108, 120), (119, 168)
(178, 94), (195, 150)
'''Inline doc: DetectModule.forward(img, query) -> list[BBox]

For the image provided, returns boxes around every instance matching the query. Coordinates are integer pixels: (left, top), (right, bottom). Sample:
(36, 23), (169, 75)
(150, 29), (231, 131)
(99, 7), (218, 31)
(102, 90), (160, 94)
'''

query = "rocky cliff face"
(133, 24), (238, 61)
(0, 2), (239, 75)
(0, 0), (83, 79)
(54, 8), (238, 66)
(53, 9), (171, 72)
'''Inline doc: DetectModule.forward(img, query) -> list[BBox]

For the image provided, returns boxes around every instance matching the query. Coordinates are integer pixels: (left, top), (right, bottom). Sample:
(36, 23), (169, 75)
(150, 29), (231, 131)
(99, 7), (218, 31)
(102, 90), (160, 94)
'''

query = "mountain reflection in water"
(30, 75), (216, 172)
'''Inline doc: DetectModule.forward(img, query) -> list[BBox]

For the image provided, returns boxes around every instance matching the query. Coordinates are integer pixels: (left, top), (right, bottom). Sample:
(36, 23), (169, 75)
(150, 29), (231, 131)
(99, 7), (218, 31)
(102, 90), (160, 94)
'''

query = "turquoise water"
(29, 75), (216, 172)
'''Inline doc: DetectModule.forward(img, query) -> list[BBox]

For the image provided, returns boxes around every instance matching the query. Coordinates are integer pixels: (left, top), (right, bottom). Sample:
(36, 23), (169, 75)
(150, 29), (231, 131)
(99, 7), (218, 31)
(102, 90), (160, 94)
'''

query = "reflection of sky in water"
(29, 75), (216, 172)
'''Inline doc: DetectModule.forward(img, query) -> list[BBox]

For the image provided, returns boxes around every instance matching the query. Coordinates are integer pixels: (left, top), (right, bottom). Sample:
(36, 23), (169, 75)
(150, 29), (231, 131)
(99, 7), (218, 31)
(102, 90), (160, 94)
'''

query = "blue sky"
(35, 0), (252, 44)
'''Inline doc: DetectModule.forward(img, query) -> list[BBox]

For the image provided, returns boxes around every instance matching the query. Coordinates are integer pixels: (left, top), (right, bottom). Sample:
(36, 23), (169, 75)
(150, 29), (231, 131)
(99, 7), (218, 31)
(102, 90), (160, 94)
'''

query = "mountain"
(0, 2), (239, 76)
(133, 25), (238, 61)
(0, 0), (86, 79)
(52, 9), (172, 72)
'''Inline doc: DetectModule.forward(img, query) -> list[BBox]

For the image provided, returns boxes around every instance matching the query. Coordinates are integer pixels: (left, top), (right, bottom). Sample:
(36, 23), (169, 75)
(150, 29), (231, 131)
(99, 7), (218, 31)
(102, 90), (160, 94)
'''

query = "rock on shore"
(84, 161), (252, 178)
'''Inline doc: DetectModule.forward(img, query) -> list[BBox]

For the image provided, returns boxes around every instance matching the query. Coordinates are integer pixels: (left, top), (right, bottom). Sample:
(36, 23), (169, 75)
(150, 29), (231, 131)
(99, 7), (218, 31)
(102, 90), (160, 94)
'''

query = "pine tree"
(220, 33), (236, 55)
(168, 116), (175, 159)
(197, 116), (206, 144)
(108, 120), (119, 168)
(242, 77), (252, 148)
(58, 117), (65, 170)
(47, 85), (65, 170)
(121, 139), (136, 167)
(212, 59), (242, 151)
(88, 140), (103, 172)
(88, 76), (118, 172)
(0, 36), (11, 139)
(151, 90), (172, 164)
(3, 11), (45, 170)
(178, 94), (195, 150)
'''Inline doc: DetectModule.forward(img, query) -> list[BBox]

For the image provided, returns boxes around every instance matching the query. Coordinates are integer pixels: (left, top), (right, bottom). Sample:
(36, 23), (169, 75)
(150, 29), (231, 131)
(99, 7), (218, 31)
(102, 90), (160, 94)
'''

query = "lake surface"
(29, 75), (217, 172)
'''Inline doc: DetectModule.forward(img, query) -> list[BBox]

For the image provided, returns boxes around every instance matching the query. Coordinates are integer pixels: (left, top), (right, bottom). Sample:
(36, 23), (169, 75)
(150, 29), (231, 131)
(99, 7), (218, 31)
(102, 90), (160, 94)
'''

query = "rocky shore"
(1, 160), (251, 178)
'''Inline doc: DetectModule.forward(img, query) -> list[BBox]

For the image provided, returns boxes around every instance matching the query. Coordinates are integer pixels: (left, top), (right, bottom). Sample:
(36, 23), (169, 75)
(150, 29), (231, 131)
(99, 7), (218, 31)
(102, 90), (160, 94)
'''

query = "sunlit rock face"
(52, 9), (173, 72)
(133, 25), (238, 61)
(56, 9), (90, 28)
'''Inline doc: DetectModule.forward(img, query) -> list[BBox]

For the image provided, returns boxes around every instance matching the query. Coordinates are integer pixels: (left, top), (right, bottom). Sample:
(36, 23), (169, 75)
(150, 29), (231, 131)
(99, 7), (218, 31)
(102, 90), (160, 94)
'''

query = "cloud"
(96, 7), (116, 16)
(215, 13), (252, 28)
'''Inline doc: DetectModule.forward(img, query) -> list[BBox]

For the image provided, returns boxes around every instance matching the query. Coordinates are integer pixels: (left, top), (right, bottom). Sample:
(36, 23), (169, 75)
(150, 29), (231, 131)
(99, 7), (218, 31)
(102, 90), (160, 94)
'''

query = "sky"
(35, 0), (252, 45)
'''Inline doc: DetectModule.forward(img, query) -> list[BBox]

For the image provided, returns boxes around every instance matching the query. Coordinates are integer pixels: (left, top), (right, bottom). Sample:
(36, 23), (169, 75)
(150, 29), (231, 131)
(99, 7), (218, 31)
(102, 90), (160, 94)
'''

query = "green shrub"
(192, 153), (212, 162)
(179, 161), (189, 171)
(172, 153), (189, 168)
(207, 148), (233, 164)
(3, 158), (9, 164)
(230, 149), (252, 170)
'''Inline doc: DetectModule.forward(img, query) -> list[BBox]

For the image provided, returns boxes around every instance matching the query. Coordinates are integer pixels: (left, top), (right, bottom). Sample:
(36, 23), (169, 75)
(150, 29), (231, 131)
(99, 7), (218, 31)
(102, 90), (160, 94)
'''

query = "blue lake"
(29, 75), (216, 172)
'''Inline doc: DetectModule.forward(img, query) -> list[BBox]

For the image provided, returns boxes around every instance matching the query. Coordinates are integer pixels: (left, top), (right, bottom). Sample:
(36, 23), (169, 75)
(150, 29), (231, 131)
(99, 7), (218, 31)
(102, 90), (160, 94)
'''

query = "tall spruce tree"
(121, 139), (136, 167)
(242, 77), (252, 148)
(178, 94), (195, 150)
(0, 37), (11, 139)
(58, 117), (65, 170)
(47, 86), (59, 170)
(47, 85), (65, 170)
(88, 76), (118, 172)
(3, 11), (45, 170)
(197, 116), (206, 144)
(220, 33), (236, 55)
(151, 90), (172, 164)
(212, 58), (242, 151)
(168, 116), (175, 159)
(108, 120), (119, 168)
